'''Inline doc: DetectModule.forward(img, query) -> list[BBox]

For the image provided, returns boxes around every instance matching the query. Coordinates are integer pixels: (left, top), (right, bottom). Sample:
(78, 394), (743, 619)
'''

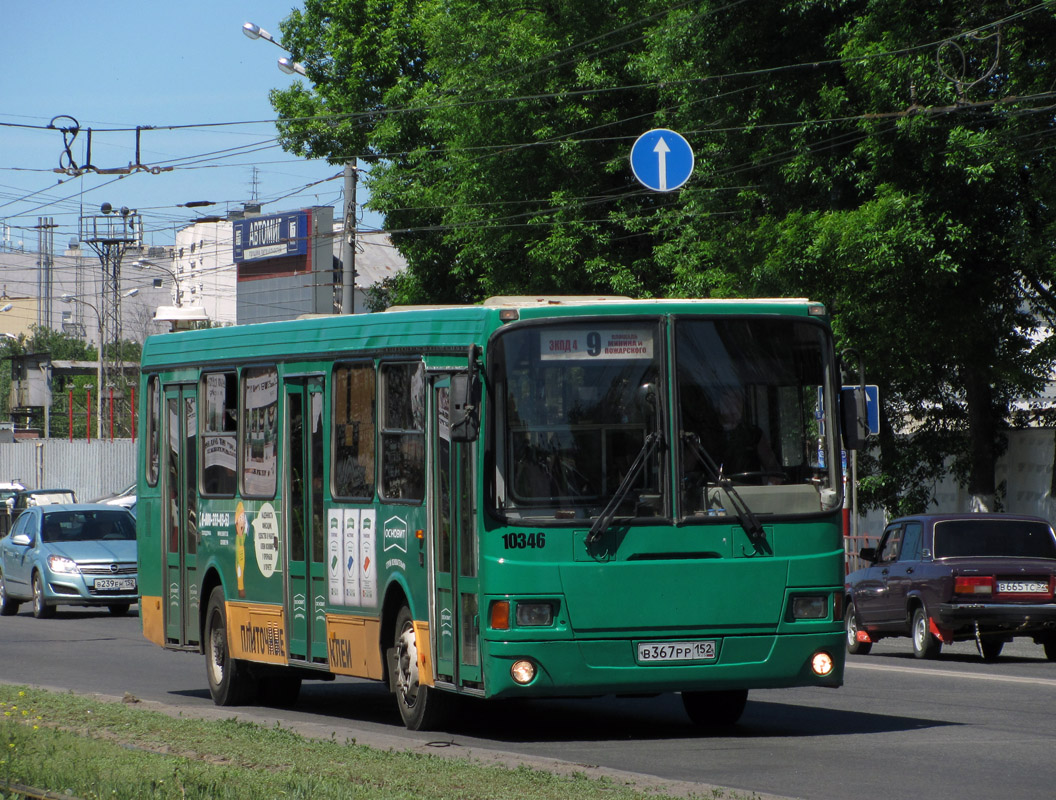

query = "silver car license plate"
(637, 640), (717, 663)
(94, 578), (136, 591)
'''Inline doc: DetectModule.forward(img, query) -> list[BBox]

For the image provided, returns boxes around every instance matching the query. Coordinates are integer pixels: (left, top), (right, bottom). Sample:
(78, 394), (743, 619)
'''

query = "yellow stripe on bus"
(140, 595), (164, 646)
(414, 620), (433, 687)
(226, 601), (287, 664)
(325, 615), (384, 679)
(322, 616), (431, 685)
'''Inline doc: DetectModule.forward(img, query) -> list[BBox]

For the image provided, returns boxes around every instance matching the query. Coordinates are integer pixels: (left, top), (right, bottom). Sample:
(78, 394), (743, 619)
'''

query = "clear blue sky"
(1, 1), (374, 252)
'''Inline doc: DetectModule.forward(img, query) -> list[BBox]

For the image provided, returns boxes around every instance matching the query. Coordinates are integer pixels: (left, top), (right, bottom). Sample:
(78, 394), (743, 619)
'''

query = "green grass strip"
(0, 686), (757, 800)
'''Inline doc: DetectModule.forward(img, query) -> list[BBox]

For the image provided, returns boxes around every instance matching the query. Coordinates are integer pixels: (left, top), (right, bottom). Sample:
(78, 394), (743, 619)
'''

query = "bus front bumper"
(480, 631), (845, 699)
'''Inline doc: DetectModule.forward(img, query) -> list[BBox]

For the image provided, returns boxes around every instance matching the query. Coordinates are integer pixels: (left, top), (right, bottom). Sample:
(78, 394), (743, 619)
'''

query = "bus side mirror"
(840, 386), (868, 451)
(450, 372), (480, 443)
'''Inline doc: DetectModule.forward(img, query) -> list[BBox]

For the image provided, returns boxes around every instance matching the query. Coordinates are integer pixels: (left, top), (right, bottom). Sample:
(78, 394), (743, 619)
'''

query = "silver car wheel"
(32, 572), (54, 619)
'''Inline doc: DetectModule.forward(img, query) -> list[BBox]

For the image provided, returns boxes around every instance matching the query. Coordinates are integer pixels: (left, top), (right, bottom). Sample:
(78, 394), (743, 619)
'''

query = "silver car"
(0, 504), (137, 618)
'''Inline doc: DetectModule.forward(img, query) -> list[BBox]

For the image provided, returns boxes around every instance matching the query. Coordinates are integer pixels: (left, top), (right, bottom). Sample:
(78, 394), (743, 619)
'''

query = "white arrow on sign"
(630, 129), (694, 192)
(654, 136), (671, 191)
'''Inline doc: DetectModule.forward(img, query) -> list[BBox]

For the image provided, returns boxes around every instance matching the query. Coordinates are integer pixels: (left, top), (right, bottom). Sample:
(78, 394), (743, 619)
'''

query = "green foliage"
(25, 325), (95, 361)
(271, 0), (1056, 513)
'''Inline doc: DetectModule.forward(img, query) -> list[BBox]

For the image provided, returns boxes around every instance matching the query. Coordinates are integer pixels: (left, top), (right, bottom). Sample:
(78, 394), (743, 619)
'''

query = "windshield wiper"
(586, 430), (663, 545)
(680, 431), (772, 556)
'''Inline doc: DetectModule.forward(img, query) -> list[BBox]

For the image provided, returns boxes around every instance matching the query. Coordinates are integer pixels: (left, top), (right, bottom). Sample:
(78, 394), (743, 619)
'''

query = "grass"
(0, 686), (759, 800)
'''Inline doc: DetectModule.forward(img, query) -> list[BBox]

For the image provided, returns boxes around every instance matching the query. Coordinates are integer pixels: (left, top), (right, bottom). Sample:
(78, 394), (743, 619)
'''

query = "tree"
(649, 1), (1056, 513)
(270, 0), (1056, 514)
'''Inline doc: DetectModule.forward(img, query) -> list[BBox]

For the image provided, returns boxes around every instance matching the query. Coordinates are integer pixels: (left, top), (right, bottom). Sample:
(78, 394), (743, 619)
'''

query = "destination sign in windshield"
(539, 328), (654, 360)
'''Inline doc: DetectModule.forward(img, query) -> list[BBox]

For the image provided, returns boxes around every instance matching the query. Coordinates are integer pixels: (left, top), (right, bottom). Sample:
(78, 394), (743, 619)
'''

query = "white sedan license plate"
(637, 640), (717, 663)
(94, 577), (136, 591)
(997, 580), (1049, 594)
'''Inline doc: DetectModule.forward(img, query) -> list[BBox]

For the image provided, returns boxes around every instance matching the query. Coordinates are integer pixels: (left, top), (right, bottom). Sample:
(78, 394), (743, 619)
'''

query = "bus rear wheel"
(204, 586), (257, 705)
(681, 689), (748, 727)
(391, 605), (450, 731)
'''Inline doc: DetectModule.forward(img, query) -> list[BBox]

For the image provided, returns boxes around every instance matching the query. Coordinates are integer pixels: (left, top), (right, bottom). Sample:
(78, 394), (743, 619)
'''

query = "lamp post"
(61, 289), (137, 440)
(242, 22), (307, 76)
(134, 259), (182, 307)
(243, 20), (356, 315)
(62, 294), (102, 439)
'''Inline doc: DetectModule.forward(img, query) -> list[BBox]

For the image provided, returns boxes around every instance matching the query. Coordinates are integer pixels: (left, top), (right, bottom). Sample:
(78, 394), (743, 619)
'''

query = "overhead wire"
(1, 1), (1052, 248)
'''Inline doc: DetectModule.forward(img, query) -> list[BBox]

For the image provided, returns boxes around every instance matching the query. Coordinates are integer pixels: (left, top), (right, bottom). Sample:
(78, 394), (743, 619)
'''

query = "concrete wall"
(853, 427), (1056, 550)
(0, 439), (135, 501)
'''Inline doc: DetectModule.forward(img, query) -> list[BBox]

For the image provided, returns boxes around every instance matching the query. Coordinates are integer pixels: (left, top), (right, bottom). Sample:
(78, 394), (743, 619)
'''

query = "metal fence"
(0, 439), (135, 502)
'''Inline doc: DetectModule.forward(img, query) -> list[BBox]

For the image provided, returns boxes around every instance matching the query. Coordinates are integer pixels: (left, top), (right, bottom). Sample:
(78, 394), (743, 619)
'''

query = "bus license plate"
(997, 580), (1049, 594)
(94, 578), (136, 591)
(637, 640), (717, 663)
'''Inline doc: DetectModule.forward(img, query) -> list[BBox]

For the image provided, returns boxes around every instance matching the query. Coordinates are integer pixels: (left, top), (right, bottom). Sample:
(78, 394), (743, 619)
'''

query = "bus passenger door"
(431, 379), (481, 690)
(284, 377), (328, 664)
(162, 385), (199, 648)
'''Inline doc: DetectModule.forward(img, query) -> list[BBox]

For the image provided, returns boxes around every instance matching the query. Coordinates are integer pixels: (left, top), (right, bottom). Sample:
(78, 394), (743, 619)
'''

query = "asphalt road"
(1, 606), (1054, 800)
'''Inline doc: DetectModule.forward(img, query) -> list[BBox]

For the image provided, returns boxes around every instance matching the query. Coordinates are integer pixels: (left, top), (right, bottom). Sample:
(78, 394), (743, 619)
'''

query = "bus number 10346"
(502, 532), (546, 549)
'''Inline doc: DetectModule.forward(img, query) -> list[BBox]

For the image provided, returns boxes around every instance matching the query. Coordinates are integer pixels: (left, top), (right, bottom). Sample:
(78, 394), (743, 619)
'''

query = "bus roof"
(141, 296), (826, 370)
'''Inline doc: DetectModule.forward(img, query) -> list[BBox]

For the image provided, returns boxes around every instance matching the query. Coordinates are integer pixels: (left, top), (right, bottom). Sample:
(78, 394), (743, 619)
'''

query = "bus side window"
(202, 372), (238, 496)
(333, 362), (376, 500)
(242, 366), (278, 498)
(147, 376), (160, 486)
(380, 361), (425, 502)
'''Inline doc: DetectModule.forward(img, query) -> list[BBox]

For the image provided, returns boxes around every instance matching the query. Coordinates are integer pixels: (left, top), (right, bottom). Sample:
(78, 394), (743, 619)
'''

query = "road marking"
(847, 660), (1056, 688)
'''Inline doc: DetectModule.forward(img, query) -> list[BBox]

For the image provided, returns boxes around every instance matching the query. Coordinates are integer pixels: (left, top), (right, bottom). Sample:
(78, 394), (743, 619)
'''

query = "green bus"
(137, 296), (861, 730)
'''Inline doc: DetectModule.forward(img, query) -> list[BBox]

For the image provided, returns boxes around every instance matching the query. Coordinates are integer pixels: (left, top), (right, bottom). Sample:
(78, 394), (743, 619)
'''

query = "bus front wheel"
(681, 689), (748, 727)
(205, 587), (257, 706)
(391, 605), (450, 730)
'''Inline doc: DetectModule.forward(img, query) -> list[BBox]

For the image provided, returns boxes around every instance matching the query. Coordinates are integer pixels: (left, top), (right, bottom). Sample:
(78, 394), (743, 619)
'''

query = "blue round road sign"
(630, 129), (694, 192)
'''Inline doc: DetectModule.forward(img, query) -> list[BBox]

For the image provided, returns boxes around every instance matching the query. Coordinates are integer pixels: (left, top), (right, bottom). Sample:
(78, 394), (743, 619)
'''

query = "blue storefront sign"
(233, 211), (309, 263)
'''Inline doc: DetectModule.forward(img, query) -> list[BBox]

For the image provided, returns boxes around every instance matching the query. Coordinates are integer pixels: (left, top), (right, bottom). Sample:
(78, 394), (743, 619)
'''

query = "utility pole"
(34, 218), (57, 330)
(79, 204), (140, 394)
(341, 160), (357, 315)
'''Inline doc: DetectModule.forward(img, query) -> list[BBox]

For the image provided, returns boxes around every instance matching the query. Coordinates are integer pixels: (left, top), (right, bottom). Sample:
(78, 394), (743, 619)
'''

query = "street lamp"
(243, 21), (307, 76)
(62, 289), (137, 439)
(62, 294), (102, 439)
(134, 259), (182, 307)
(278, 57), (307, 77)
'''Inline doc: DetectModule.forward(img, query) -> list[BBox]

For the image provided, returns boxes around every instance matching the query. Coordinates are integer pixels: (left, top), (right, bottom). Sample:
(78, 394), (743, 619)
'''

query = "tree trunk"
(964, 368), (997, 511)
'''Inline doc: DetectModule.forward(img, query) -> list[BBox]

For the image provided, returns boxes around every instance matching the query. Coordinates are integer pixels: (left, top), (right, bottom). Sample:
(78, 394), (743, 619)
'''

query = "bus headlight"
(515, 602), (553, 626)
(511, 659), (536, 685)
(811, 651), (834, 677)
(791, 595), (828, 620)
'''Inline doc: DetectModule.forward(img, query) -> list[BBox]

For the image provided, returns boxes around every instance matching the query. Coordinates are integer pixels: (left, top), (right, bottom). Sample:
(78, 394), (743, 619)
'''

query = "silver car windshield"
(41, 511), (136, 543)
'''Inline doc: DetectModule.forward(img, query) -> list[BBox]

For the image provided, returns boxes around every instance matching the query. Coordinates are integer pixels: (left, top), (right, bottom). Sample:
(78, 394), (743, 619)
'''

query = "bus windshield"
(492, 315), (841, 523)
(493, 321), (664, 522)
(676, 317), (840, 518)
